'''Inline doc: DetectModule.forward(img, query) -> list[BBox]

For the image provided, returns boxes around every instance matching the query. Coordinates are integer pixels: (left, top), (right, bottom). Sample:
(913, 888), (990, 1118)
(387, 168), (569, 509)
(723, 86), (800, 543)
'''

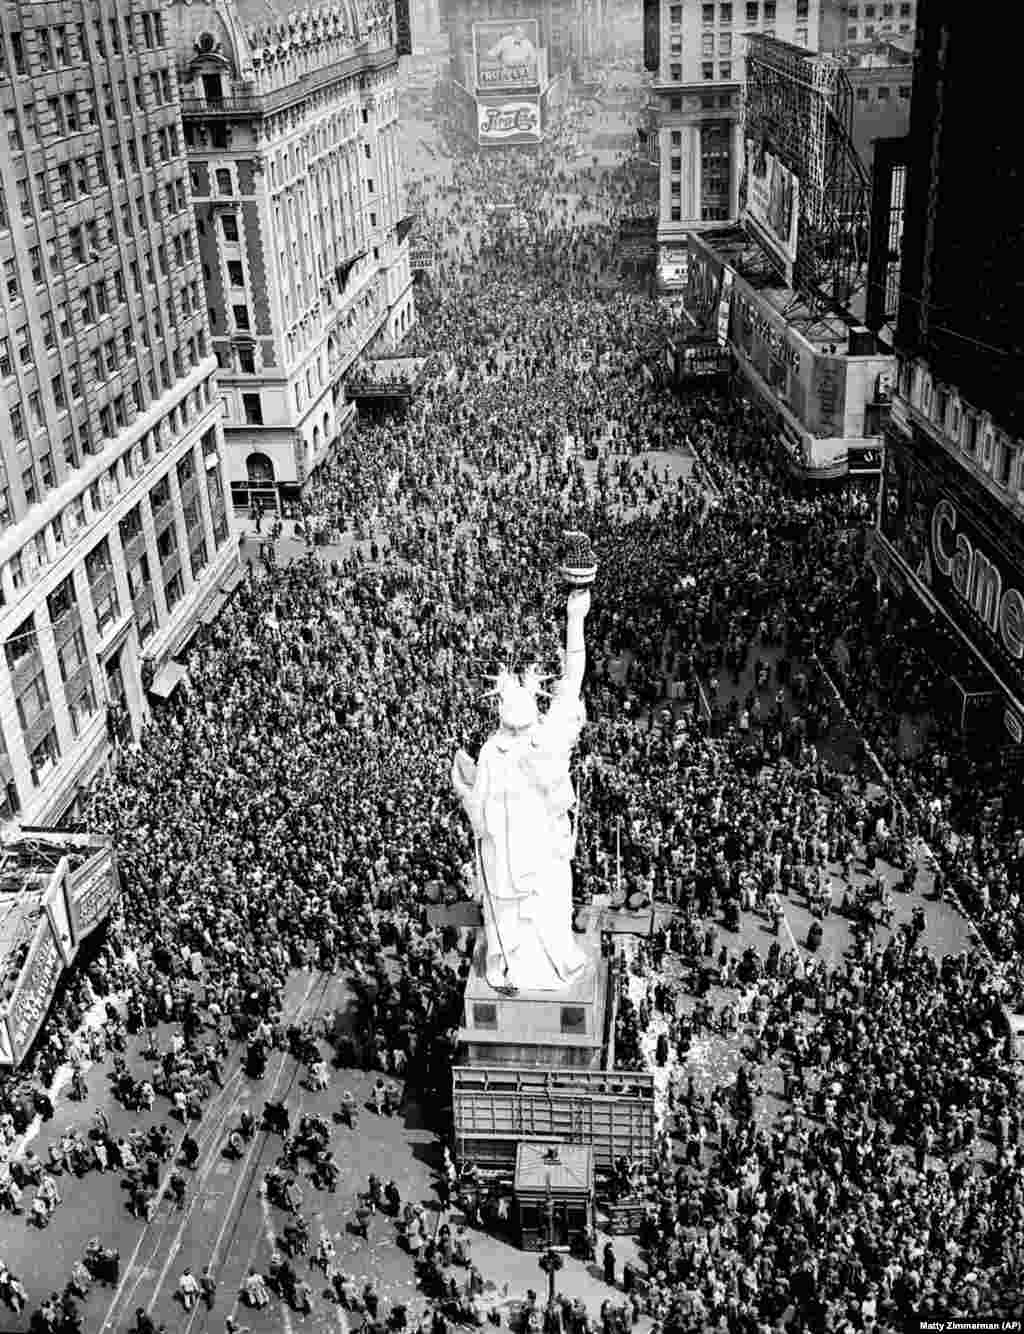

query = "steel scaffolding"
(742, 35), (871, 317)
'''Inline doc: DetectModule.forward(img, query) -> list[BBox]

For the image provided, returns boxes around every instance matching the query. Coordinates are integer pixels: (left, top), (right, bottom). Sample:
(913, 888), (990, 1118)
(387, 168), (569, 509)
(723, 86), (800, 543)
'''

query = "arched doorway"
(242, 451), (278, 515)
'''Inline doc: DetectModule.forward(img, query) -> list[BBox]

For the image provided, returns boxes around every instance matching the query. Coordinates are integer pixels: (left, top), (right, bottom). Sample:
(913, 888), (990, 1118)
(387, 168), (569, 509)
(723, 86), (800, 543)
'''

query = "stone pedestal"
(456, 938), (609, 1070)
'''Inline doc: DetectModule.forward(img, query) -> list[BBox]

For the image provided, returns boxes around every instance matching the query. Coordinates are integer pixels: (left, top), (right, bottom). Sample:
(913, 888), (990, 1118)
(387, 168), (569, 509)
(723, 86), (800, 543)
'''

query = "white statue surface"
(451, 585), (592, 993)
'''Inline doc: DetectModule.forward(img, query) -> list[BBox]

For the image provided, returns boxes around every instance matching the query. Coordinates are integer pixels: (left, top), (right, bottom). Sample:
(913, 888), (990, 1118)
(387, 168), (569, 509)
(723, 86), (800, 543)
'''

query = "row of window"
(0, 11), (165, 81)
(0, 378), (216, 567)
(854, 83), (911, 102)
(846, 3), (913, 18)
(847, 23), (913, 39)
(5, 98), (180, 169)
(695, 1), (787, 25)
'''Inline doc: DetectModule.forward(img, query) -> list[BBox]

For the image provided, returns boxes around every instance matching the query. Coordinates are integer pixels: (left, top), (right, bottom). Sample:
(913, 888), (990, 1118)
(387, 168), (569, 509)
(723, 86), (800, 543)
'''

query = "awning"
(219, 565), (245, 595)
(199, 591), (228, 627)
(148, 661), (190, 700)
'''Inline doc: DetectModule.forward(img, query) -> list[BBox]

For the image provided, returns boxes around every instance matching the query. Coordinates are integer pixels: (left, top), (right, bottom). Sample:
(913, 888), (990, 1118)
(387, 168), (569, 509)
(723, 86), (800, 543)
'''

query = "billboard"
(477, 99), (541, 146)
(880, 438), (1024, 704)
(619, 216), (658, 264)
(717, 267), (735, 349)
(473, 20), (540, 93)
(744, 139), (800, 276)
(811, 356), (848, 438)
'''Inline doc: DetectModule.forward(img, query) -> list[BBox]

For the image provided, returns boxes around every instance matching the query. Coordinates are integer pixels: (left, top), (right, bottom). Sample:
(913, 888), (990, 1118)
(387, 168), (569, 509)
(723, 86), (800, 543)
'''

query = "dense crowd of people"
(0, 80), (1022, 1334)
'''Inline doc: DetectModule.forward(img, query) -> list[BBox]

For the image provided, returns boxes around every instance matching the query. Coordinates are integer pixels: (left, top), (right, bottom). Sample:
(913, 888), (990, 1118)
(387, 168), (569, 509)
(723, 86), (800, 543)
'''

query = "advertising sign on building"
(477, 99), (541, 145)
(880, 440), (1024, 705)
(657, 245), (689, 290)
(731, 290), (803, 384)
(619, 216), (658, 264)
(744, 139), (800, 277)
(473, 20), (540, 93)
(812, 357), (848, 438)
(716, 267), (735, 349)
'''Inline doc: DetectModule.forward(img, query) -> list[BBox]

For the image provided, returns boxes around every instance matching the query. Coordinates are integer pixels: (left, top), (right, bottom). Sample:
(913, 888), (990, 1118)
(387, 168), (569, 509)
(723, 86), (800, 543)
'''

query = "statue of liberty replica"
(451, 532), (598, 993)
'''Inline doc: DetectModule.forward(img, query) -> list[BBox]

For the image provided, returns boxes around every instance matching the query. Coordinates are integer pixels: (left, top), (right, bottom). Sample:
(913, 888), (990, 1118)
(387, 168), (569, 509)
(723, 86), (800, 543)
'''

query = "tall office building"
(647, 0), (839, 246)
(874, 0), (1024, 743)
(838, 0), (914, 45)
(169, 0), (415, 516)
(0, 2), (237, 827)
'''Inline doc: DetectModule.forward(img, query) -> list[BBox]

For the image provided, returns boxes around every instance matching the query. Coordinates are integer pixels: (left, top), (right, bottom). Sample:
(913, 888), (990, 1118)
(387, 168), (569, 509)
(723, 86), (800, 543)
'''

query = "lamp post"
(538, 1172), (563, 1313)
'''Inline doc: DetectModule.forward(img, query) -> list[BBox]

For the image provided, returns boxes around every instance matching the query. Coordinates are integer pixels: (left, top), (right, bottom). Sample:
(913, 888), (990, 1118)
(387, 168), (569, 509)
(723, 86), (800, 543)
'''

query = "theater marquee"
(880, 436), (1024, 704)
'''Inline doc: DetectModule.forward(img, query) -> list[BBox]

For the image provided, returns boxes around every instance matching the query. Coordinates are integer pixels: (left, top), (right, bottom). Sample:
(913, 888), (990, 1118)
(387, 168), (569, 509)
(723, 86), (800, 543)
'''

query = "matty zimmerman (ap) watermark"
(916, 1321), (1023, 1332)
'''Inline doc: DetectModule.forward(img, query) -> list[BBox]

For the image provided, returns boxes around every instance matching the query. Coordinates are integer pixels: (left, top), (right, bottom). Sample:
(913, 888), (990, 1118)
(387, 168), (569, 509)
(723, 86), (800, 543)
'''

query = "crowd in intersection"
(0, 123), (1022, 1334)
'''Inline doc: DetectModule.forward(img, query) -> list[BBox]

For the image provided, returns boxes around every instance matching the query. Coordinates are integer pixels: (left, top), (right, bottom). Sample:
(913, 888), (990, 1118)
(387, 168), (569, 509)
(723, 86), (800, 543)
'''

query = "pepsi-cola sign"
(477, 100), (541, 144)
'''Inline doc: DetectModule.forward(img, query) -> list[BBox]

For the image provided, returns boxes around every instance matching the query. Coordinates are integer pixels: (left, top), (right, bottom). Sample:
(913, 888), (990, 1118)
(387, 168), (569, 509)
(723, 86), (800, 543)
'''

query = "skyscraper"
(875, 0), (1024, 743)
(648, 0), (838, 247)
(0, 3), (237, 825)
(169, 0), (416, 516)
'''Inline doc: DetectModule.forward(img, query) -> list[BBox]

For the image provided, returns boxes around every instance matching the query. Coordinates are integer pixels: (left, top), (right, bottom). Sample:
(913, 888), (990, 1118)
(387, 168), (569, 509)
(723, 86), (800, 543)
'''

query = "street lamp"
(538, 1172), (564, 1312)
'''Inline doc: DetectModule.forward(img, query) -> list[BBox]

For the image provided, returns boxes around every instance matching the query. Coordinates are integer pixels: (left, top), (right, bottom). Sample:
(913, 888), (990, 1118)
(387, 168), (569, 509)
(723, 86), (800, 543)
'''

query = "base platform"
(457, 941), (609, 1069)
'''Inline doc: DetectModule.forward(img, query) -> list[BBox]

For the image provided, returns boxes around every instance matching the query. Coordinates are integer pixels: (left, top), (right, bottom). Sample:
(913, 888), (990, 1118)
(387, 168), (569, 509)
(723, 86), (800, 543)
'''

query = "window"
(177, 450), (195, 490)
(702, 2), (714, 20)
(6, 616), (37, 671)
(242, 393), (263, 425)
(233, 305), (251, 331)
(796, 27), (808, 44)
(127, 554), (151, 599)
(877, 85), (890, 99)
(68, 681), (97, 739)
(702, 61), (714, 79)
(0, 338), (10, 377)
(238, 347), (255, 374)
(702, 32), (715, 54)
(221, 214), (239, 242)
(720, 2), (732, 19)
(4, 257), (20, 302)
(163, 569), (183, 611)
(120, 504), (144, 546)
(227, 259), (244, 286)
(156, 524), (177, 562)
(856, 86), (869, 101)
(669, 62), (682, 81)
(10, 403), (26, 442)
(137, 598), (158, 646)
(28, 729), (60, 787)
(719, 62), (732, 79)
(472, 1004), (497, 1030)
(0, 779), (20, 822)
(764, 0), (776, 16)
(150, 475), (171, 519)
(561, 1006), (586, 1035)
(18, 670), (53, 734)
(998, 444), (1016, 489)
(898, 86), (911, 100)
(216, 168), (232, 195)
(720, 33), (732, 54)
(670, 3), (682, 21)
(57, 626), (87, 683)
(746, 1), (758, 18)
(796, 0), (809, 14)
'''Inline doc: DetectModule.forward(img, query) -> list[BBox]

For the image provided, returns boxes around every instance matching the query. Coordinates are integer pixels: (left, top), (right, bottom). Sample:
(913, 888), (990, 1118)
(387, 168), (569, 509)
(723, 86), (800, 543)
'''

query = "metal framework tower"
(742, 36), (871, 317)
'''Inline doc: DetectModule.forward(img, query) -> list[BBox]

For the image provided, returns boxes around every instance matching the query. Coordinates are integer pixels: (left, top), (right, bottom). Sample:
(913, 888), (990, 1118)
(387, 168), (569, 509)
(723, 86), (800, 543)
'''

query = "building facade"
(439, 0), (583, 148)
(169, 0), (415, 515)
(874, 0), (1024, 744)
(838, 0), (914, 45)
(649, 0), (839, 248)
(0, 0), (237, 828)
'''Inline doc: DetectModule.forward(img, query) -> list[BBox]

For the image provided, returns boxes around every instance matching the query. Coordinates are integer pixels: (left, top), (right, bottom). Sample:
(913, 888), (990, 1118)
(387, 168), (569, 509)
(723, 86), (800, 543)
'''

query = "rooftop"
(514, 1142), (594, 1196)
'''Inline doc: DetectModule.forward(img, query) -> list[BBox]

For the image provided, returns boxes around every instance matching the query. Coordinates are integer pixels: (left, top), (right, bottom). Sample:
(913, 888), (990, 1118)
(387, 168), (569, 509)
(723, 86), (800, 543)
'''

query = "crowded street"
(1, 39), (1023, 1334)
